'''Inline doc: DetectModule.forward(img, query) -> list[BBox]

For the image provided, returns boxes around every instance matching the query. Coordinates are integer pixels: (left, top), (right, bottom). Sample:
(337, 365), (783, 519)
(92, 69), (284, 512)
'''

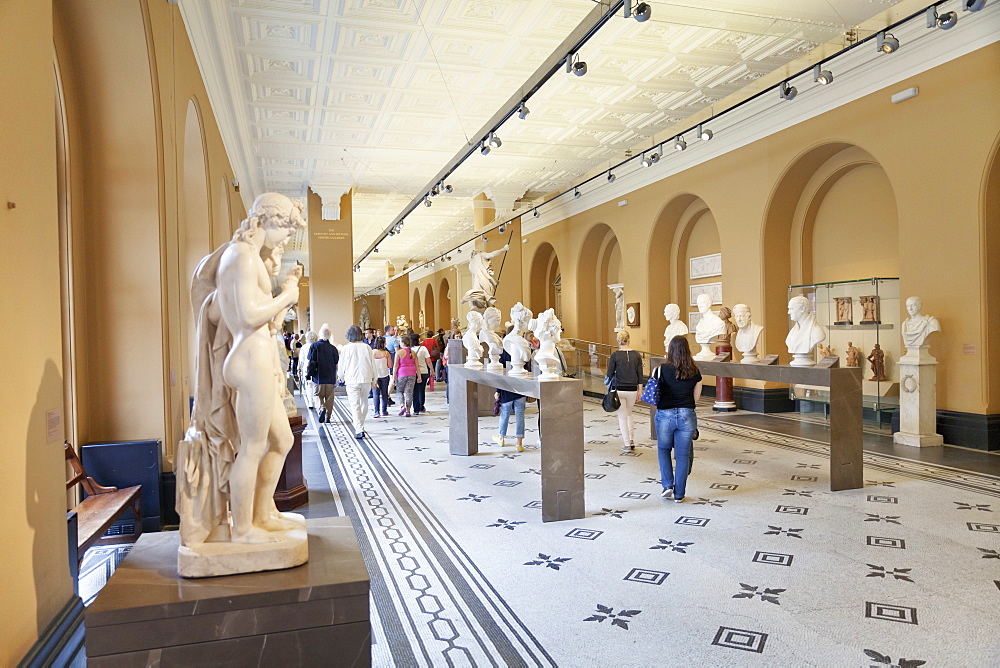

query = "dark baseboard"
(736, 387), (795, 413)
(935, 410), (1000, 451)
(162, 471), (179, 526)
(18, 595), (85, 668)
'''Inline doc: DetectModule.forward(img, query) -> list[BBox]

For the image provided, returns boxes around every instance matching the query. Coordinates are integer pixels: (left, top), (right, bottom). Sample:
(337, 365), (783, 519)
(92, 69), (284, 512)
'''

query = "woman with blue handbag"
(649, 335), (702, 503)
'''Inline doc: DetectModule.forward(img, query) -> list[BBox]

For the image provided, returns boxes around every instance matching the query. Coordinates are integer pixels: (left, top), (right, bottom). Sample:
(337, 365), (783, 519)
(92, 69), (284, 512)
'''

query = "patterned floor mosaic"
(313, 387), (1000, 667)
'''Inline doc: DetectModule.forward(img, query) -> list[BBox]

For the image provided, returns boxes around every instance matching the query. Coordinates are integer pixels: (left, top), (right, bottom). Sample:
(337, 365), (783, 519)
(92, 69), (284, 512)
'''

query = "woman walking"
(339, 325), (379, 439)
(606, 330), (645, 453)
(389, 334), (421, 417)
(654, 336), (703, 503)
(493, 388), (527, 452)
(372, 336), (392, 418)
(411, 334), (433, 415)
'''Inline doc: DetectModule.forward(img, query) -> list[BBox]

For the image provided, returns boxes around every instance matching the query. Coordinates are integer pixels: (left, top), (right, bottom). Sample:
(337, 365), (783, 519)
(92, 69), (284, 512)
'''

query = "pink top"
(396, 348), (417, 377)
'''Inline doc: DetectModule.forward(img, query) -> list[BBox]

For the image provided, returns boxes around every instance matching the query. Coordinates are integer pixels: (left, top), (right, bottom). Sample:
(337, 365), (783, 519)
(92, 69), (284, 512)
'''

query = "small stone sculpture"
(860, 295), (880, 324)
(867, 343), (888, 381)
(901, 296), (940, 357)
(463, 311), (484, 367)
(662, 303), (689, 352)
(534, 308), (563, 380)
(785, 295), (828, 367)
(359, 298), (370, 331)
(480, 306), (504, 372)
(716, 306), (738, 344)
(845, 341), (860, 368)
(834, 296), (853, 325)
(396, 314), (409, 330)
(694, 293), (726, 360)
(504, 302), (534, 376)
(608, 283), (625, 332)
(817, 343), (834, 359)
(732, 304), (764, 364)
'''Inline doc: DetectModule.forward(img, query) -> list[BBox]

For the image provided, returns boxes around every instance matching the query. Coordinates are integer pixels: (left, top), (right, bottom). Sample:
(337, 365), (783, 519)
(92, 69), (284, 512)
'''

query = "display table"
(447, 349), (585, 523)
(84, 517), (371, 666)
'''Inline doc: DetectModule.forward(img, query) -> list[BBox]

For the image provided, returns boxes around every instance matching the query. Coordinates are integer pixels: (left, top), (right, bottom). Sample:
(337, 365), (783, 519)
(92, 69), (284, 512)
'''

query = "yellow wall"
(524, 44), (1000, 414)
(308, 189), (356, 344)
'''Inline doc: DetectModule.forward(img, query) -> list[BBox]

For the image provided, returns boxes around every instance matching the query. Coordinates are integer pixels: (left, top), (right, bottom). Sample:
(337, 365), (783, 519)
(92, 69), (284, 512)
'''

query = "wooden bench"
(65, 442), (142, 561)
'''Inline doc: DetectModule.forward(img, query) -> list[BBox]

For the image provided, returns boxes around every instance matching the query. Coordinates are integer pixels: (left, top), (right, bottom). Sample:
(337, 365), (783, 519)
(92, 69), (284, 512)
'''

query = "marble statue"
(662, 303), (689, 352)
(463, 310), (484, 367)
(177, 192), (308, 578)
(845, 341), (860, 368)
(461, 245), (509, 311)
(359, 299), (370, 331)
(481, 306), (504, 372)
(396, 314), (409, 330)
(504, 302), (534, 376)
(785, 295), (827, 367)
(717, 306), (738, 344)
(608, 283), (625, 332)
(867, 343), (888, 381)
(694, 293), (725, 361)
(732, 303), (764, 364)
(534, 308), (563, 380)
(418, 309), (426, 333)
(901, 296), (940, 358)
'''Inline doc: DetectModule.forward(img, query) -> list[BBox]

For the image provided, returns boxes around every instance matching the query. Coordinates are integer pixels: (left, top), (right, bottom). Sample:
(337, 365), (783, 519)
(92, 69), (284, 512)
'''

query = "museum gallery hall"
(4, 0), (1000, 666)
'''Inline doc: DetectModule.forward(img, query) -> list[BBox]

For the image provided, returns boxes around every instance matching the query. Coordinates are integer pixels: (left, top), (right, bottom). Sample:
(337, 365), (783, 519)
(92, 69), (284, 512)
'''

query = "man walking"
(308, 323), (339, 422)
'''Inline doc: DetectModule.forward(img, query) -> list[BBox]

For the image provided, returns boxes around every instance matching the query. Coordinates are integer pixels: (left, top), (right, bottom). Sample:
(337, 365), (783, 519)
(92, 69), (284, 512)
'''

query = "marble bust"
(480, 306), (504, 372)
(694, 293), (725, 360)
(662, 303), (689, 352)
(534, 308), (563, 380)
(463, 311), (484, 367)
(504, 302), (534, 376)
(732, 303), (764, 364)
(901, 296), (940, 359)
(785, 295), (827, 366)
(177, 192), (308, 577)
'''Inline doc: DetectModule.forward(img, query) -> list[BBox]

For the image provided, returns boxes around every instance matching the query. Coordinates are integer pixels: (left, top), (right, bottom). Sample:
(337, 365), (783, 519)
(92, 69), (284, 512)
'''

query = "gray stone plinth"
(894, 358), (944, 447)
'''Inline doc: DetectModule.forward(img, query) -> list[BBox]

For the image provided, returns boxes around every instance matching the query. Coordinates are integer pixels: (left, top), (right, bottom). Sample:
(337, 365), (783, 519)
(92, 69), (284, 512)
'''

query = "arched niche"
(761, 142), (896, 356)
(576, 223), (621, 345)
(528, 242), (560, 317)
(647, 193), (701, 331)
(667, 199), (719, 339)
(424, 283), (436, 333)
(438, 276), (452, 330)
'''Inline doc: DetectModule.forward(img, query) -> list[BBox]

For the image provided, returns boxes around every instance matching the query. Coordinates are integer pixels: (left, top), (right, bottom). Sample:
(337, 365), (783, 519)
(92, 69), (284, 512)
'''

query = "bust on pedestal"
(894, 296), (943, 447)
(785, 295), (827, 367)
(463, 311), (484, 368)
(534, 308), (563, 380)
(662, 303), (689, 352)
(504, 302), (534, 376)
(693, 293), (725, 361)
(480, 307), (504, 373)
(733, 303), (764, 364)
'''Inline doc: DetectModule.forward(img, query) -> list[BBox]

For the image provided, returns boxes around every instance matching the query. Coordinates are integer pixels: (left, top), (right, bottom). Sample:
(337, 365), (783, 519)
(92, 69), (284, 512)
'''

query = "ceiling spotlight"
(779, 80), (797, 101)
(574, 187), (581, 198)
(482, 235), (487, 242)
(607, 171), (616, 183)
(697, 124), (713, 141)
(533, 209), (540, 218)
(423, 196), (432, 207)
(374, 247), (379, 253)
(813, 64), (834, 85)
(499, 224), (506, 234)
(632, 2), (652, 22)
(927, 6), (958, 29)
(674, 136), (687, 152)
(963, 0), (987, 11)
(488, 132), (502, 148)
(641, 152), (659, 167)
(480, 142), (491, 156)
(443, 184), (453, 194)
(430, 185), (440, 196)
(517, 103), (530, 120)
(567, 53), (587, 77)
(877, 32), (900, 54)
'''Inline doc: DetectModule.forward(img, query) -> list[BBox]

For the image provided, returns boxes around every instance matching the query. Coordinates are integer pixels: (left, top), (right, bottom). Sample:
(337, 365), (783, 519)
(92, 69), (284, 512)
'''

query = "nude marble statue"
(609, 283), (625, 331)
(732, 303), (764, 364)
(662, 303), (689, 352)
(461, 245), (509, 312)
(785, 295), (827, 367)
(359, 298), (371, 331)
(177, 192), (308, 577)
(504, 302), (534, 376)
(694, 293), (725, 360)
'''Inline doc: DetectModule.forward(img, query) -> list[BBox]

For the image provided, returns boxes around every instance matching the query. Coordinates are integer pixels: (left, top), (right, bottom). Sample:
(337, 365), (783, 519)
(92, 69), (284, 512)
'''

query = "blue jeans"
(499, 397), (526, 438)
(373, 376), (390, 415)
(655, 407), (697, 498)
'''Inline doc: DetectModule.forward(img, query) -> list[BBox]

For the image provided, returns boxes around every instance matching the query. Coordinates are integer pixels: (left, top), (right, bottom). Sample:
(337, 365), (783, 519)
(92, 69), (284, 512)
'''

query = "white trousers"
(346, 383), (371, 434)
(615, 390), (638, 446)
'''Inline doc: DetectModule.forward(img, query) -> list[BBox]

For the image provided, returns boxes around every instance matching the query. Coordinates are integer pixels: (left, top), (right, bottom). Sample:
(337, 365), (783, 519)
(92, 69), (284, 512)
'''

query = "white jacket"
(338, 342), (378, 385)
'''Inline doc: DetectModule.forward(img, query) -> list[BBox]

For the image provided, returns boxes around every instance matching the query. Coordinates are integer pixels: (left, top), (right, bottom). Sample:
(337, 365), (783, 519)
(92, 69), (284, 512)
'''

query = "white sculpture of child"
(504, 302), (534, 376)
(534, 308), (563, 380)
(463, 311), (484, 367)
(481, 307), (504, 372)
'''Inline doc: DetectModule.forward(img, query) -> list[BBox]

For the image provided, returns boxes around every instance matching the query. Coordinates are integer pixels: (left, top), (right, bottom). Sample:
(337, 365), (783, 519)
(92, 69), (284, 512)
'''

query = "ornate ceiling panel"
(179, 0), (914, 294)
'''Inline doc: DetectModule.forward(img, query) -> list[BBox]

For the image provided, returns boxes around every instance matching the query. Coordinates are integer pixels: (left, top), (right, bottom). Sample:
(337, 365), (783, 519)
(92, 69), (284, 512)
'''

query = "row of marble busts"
(462, 303), (564, 380)
(664, 294), (940, 368)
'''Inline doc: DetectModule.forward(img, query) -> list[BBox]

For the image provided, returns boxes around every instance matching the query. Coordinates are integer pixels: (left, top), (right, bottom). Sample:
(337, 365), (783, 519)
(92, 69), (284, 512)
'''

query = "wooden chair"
(65, 442), (142, 562)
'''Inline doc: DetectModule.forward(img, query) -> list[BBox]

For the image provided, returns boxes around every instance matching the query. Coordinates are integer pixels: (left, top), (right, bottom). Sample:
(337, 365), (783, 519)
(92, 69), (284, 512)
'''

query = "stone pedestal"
(694, 339), (716, 361)
(894, 347), (943, 447)
(86, 517), (370, 666)
(275, 415), (309, 511)
(713, 343), (737, 412)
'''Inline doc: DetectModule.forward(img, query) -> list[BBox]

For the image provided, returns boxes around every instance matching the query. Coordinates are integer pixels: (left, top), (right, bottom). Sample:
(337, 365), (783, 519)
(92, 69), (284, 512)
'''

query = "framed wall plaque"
(689, 282), (723, 306)
(625, 302), (640, 327)
(689, 253), (722, 279)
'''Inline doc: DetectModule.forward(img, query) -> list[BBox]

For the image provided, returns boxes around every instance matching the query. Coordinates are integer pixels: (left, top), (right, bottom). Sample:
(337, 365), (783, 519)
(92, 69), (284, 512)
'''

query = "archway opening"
(438, 277), (452, 331)
(424, 283), (436, 334)
(528, 242), (559, 317)
(576, 224), (621, 345)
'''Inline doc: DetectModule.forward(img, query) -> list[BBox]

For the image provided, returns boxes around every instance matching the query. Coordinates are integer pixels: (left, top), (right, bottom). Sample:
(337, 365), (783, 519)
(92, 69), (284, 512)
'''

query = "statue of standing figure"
(867, 343), (888, 381)
(608, 283), (625, 331)
(359, 299), (371, 331)
(461, 245), (509, 311)
(177, 192), (308, 577)
(504, 302), (534, 376)
(845, 341), (861, 368)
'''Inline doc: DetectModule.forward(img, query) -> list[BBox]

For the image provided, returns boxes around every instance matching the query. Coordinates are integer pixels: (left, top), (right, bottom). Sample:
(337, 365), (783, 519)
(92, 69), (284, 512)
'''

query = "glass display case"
(788, 277), (900, 424)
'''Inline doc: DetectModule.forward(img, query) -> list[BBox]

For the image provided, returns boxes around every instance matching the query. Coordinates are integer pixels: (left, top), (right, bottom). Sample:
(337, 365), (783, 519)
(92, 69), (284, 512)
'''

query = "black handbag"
(602, 387), (621, 412)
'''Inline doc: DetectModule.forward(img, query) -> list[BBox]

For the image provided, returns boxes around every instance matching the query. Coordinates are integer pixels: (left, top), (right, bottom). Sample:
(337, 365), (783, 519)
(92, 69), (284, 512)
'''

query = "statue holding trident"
(176, 192), (309, 577)
(461, 245), (509, 312)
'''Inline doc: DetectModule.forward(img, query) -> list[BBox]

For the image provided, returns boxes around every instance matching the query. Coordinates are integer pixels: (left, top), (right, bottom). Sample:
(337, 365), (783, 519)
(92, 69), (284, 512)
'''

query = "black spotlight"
(444, 184), (453, 194)
(572, 61), (587, 77)
(607, 171), (616, 183)
(533, 209), (540, 218)
(779, 80), (797, 101)
(963, 0), (987, 11)
(574, 187), (581, 198)
(633, 2), (651, 22)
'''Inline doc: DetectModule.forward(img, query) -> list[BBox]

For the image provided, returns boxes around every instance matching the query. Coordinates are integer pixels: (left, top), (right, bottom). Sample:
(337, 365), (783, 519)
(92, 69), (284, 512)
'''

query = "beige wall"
(524, 44), (1000, 414)
(307, 189), (355, 344)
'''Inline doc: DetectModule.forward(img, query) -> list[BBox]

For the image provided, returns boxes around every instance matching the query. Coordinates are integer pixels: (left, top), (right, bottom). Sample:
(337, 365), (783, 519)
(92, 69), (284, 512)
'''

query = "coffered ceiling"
(178, 0), (912, 295)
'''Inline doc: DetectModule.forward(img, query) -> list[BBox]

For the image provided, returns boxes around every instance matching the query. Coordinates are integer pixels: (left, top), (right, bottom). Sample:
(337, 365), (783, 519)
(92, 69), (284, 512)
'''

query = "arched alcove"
(668, 199), (719, 341)
(438, 277), (452, 330)
(424, 283), (436, 333)
(576, 224), (621, 345)
(411, 287), (421, 333)
(646, 193), (701, 342)
(528, 242), (560, 317)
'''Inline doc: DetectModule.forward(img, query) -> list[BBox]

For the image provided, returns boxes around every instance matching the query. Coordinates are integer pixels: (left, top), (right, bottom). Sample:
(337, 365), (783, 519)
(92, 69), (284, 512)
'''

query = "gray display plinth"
(646, 360), (864, 492)
(447, 341), (585, 522)
(85, 517), (371, 666)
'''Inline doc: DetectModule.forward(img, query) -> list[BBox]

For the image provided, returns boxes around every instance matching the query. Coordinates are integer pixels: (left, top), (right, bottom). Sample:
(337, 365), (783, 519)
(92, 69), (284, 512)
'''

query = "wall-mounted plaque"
(834, 296), (853, 325)
(859, 295), (880, 324)
(625, 302), (640, 327)
(689, 253), (722, 279)
(689, 282), (723, 306)
(689, 311), (703, 331)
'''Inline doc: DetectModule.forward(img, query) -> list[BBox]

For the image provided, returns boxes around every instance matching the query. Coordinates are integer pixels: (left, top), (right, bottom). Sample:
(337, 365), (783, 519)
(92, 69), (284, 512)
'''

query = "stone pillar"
(893, 346), (944, 447)
(307, 187), (354, 344)
(713, 343), (736, 411)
